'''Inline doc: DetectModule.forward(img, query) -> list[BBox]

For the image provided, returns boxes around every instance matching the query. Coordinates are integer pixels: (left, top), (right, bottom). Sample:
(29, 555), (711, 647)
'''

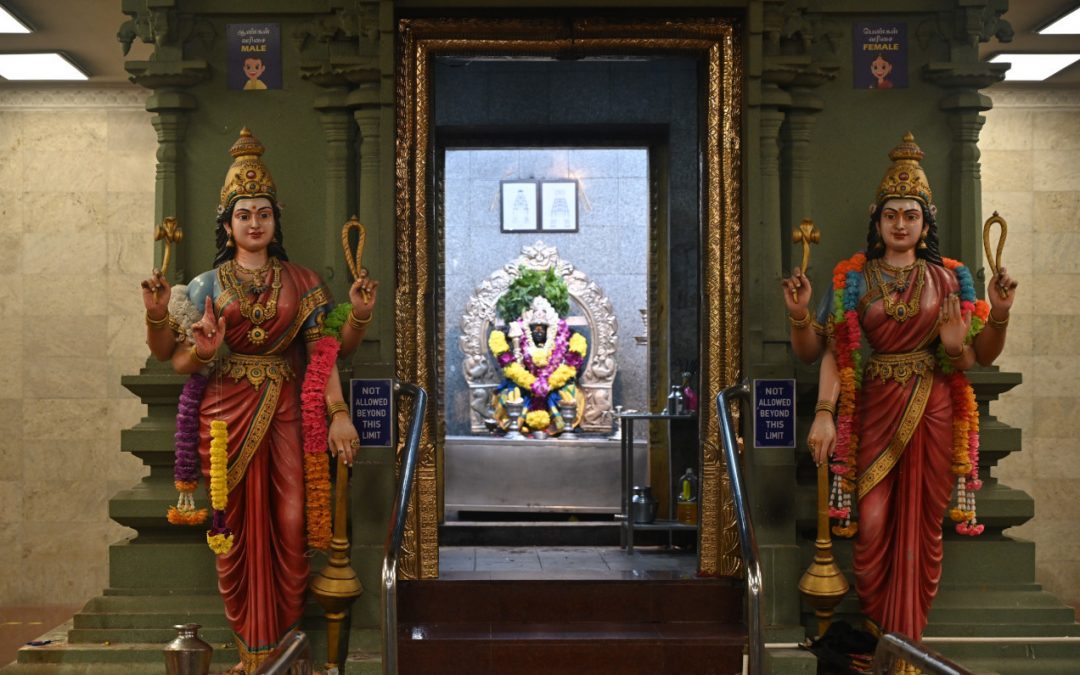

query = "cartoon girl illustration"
(870, 54), (894, 89)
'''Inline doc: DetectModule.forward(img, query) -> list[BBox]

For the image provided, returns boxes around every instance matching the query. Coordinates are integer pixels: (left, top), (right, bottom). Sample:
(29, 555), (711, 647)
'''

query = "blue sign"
(349, 379), (394, 448)
(753, 379), (795, 448)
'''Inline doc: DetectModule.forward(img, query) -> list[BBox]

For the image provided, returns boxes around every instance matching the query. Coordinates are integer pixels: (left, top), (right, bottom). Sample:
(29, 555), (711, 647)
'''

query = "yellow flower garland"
(569, 333), (587, 356)
(548, 364), (577, 390)
(525, 410), (551, 431)
(206, 419), (234, 555)
(488, 330), (510, 355)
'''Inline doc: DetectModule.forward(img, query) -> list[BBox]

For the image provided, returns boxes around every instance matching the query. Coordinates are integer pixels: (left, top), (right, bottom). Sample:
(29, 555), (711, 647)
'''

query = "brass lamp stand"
(798, 462), (849, 636)
(310, 455), (364, 673)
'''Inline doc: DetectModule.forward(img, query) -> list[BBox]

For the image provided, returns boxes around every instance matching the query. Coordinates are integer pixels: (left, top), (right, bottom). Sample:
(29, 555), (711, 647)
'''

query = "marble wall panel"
(983, 89), (1080, 613)
(0, 90), (152, 605)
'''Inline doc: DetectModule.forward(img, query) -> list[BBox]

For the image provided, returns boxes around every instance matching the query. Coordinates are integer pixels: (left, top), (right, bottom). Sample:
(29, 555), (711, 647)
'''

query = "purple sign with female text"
(853, 22), (907, 90)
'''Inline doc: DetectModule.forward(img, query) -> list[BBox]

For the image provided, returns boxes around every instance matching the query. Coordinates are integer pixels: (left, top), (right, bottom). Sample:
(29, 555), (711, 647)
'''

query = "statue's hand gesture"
(987, 266), (1018, 315)
(348, 268), (379, 321)
(191, 296), (226, 360)
(938, 293), (970, 356)
(140, 269), (171, 318)
(781, 267), (812, 318)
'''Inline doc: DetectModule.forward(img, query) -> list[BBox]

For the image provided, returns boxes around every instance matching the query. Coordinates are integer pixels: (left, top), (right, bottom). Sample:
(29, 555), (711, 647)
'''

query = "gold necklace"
(869, 258), (924, 323)
(221, 258), (282, 345)
(234, 258), (272, 293)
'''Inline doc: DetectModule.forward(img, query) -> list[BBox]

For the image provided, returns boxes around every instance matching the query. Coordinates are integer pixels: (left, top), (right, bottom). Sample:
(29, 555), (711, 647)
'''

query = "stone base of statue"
(444, 434), (646, 514)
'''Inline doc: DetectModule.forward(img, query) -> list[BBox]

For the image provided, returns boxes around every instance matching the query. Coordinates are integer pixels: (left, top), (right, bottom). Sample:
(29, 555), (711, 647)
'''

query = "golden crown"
(218, 127), (277, 213)
(875, 132), (933, 208)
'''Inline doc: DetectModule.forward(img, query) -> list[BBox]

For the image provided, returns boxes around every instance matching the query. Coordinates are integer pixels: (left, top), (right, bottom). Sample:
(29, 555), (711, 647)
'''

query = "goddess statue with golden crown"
(488, 267), (588, 437)
(781, 134), (1018, 644)
(139, 129), (378, 673)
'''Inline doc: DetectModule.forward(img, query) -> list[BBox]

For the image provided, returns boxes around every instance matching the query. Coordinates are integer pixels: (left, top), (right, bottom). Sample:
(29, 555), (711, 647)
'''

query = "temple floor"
(439, 545), (699, 577)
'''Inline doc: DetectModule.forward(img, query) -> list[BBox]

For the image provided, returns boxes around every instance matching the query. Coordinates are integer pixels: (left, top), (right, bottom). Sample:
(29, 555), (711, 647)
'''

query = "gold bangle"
(348, 310), (373, 330)
(189, 343), (215, 365)
(814, 400), (836, 416)
(788, 311), (812, 329)
(987, 309), (1010, 329)
(944, 344), (965, 360)
(327, 401), (349, 420)
(145, 310), (170, 329)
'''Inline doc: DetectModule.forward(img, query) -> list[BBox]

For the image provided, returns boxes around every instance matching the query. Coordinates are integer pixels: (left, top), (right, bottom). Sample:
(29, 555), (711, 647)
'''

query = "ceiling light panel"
(1040, 7), (1080, 34)
(0, 4), (30, 33)
(989, 53), (1080, 81)
(0, 53), (88, 80)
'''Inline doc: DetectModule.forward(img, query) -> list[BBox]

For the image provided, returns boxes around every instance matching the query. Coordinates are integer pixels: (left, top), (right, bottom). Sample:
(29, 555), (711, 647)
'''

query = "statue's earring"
(226, 230), (235, 248)
(918, 230), (928, 250)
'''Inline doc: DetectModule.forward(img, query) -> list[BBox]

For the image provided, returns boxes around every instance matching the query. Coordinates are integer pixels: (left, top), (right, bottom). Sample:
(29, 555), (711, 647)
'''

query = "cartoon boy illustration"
(243, 57), (268, 90)
(870, 54), (894, 89)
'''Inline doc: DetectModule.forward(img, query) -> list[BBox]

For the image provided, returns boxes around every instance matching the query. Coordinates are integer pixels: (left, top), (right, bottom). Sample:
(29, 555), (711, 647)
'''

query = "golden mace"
(983, 211), (1009, 298)
(791, 218), (821, 302)
(796, 225), (849, 637)
(309, 216), (371, 672)
(153, 217), (183, 302)
(341, 216), (370, 300)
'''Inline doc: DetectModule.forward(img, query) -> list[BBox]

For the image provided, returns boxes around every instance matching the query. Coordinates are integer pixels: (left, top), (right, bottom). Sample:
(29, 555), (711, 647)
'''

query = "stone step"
(398, 576), (743, 625)
(398, 620), (745, 675)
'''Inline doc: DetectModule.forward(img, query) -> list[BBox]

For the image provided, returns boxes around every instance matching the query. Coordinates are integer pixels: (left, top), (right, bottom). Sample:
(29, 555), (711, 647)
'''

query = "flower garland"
(828, 253), (989, 538)
(168, 373), (210, 526)
(299, 333), (340, 551)
(489, 319), (588, 432)
(206, 419), (234, 555)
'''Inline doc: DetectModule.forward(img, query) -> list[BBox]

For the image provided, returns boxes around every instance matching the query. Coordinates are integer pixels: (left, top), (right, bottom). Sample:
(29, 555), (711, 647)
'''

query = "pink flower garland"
(517, 319), (571, 402)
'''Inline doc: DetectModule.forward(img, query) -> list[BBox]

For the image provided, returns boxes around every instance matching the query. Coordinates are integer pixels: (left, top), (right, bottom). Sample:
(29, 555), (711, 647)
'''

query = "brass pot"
(164, 623), (213, 675)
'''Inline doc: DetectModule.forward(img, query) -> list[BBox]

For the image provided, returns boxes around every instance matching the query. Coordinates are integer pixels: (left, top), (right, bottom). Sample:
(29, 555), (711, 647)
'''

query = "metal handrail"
(715, 383), (764, 675)
(871, 632), (974, 675)
(250, 630), (313, 675)
(381, 381), (428, 675)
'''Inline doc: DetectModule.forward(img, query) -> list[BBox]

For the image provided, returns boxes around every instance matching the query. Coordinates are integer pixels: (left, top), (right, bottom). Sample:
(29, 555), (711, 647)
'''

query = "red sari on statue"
(197, 258), (330, 671)
(852, 259), (959, 640)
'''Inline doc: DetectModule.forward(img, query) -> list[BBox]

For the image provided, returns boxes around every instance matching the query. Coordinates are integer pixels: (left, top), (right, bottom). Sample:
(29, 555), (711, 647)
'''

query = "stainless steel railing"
(250, 630), (313, 675)
(381, 381), (427, 675)
(871, 632), (974, 675)
(715, 383), (764, 675)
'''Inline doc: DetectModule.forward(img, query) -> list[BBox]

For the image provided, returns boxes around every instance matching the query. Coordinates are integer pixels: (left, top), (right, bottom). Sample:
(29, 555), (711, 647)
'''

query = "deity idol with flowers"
(488, 267), (588, 437)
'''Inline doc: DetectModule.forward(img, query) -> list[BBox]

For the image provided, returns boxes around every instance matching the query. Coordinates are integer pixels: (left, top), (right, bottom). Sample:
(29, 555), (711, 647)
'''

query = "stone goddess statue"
(781, 134), (1018, 642)
(488, 267), (588, 436)
(139, 129), (378, 673)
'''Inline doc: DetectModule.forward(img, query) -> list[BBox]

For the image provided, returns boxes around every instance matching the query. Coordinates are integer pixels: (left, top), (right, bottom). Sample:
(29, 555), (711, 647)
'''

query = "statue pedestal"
(444, 435), (647, 514)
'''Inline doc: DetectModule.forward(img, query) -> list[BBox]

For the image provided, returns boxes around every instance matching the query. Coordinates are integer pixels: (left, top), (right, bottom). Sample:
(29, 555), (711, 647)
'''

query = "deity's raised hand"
(938, 293), (970, 355)
(191, 296), (226, 358)
(140, 268), (171, 318)
(348, 268), (379, 319)
(988, 266), (1018, 314)
(781, 266), (812, 317)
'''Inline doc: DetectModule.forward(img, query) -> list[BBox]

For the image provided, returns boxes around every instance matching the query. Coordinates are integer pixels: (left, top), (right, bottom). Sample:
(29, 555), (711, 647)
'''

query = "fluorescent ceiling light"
(0, 5), (30, 33)
(988, 53), (1080, 81)
(0, 53), (87, 80)
(1040, 7), (1080, 34)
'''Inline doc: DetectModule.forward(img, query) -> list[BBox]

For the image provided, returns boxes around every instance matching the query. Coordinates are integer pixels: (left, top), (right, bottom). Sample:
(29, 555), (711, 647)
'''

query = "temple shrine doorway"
(395, 16), (742, 580)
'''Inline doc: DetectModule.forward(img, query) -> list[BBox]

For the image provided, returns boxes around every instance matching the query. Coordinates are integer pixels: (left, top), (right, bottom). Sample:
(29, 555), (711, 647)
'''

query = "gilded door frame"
(394, 16), (743, 579)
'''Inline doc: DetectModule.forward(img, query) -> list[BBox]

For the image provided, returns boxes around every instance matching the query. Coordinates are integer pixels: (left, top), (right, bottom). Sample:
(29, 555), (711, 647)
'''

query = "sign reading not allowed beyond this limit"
(350, 379), (394, 448)
(753, 379), (795, 448)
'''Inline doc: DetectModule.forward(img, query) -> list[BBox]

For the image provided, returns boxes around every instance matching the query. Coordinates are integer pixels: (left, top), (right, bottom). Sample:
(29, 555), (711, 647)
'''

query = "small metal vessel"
(631, 485), (658, 524)
(163, 623), (213, 675)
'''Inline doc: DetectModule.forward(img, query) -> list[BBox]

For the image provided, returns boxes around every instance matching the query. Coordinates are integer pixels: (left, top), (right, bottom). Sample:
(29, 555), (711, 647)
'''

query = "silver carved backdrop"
(443, 148), (649, 436)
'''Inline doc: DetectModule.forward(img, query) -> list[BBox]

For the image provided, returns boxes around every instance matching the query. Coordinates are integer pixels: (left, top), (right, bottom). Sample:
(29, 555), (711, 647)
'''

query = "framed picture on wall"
(540, 180), (578, 232)
(500, 180), (539, 232)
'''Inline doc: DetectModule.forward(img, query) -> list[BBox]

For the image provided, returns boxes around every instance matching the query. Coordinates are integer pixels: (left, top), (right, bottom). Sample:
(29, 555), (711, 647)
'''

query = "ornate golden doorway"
(394, 16), (742, 579)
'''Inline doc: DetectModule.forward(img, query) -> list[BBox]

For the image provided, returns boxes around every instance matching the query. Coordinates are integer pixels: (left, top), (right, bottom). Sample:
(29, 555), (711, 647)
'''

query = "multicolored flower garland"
(489, 319), (587, 432)
(828, 253), (989, 538)
(168, 373), (210, 526)
(299, 334), (339, 551)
